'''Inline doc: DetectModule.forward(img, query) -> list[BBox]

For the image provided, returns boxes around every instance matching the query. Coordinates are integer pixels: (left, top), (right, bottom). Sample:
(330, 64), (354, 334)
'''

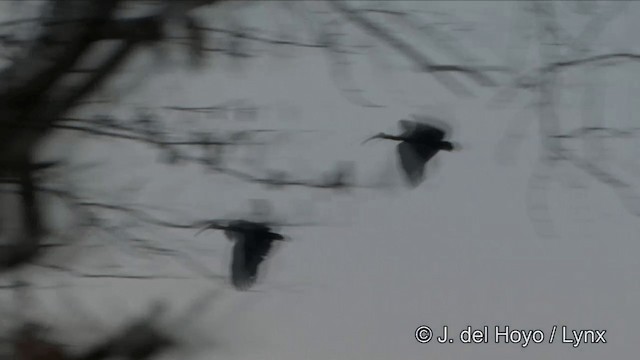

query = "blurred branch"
(0, 1), (119, 104)
(509, 1), (640, 235)
(360, 5), (505, 72)
(74, 301), (173, 360)
(0, 158), (47, 272)
(549, 52), (640, 70)
(320, 18), (385, 108)
(97, 15), (164, 41)
(34, 263), (193, 280)
(552, 126), (640, 139)
(76, 285), (224, 360)
(197, 24), (328, 49)
(328, 0), (499, 96)
(42, 185), (321, 234)
(51, 117), (269, 147)
(0, 0), (227, 163)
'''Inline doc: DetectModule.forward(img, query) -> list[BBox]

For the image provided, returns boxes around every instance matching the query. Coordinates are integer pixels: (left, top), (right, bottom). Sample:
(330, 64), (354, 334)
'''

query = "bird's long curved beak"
(195, 222), (225, 236)
(361, 134), (382, 145)
(195, 226), (212, 236)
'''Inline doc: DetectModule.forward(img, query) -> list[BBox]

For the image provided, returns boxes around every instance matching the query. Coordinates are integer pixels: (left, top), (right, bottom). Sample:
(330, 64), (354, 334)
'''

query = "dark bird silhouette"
(362, 118), (460, 187)
(197, 219), (286, 290)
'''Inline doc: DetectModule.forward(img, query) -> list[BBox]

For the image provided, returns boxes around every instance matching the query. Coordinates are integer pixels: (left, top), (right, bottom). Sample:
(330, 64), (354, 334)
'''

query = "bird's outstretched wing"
(230, 238), (257, 290)
(413, 122), (447, 141)
(397, 142), (437, 187)
(398, 119), (416, 135)
(411, 115), (453, 141)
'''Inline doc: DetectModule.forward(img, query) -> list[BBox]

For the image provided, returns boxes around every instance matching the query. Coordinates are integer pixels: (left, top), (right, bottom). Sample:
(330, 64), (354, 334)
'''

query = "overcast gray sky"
(2, 1), (640, 359)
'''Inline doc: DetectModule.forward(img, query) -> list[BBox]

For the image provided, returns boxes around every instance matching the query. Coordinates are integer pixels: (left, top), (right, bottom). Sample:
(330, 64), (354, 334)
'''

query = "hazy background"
(1, 1), (639, 359)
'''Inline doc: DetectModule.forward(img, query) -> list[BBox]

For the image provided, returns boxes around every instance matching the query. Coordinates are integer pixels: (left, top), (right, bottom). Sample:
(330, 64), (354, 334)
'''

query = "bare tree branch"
(327, 0), (498, 96)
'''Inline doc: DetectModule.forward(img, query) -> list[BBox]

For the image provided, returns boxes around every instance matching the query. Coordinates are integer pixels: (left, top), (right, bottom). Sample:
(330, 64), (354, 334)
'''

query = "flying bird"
(362, 117), (460, 187)
(197, 219), (286, 290)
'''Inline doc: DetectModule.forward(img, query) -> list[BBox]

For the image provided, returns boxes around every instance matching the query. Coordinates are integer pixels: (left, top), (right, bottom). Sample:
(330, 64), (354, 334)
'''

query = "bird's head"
(268, 232), (287, 241)
(361, 133), (387, 144)
(441, 141), (462, 152)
